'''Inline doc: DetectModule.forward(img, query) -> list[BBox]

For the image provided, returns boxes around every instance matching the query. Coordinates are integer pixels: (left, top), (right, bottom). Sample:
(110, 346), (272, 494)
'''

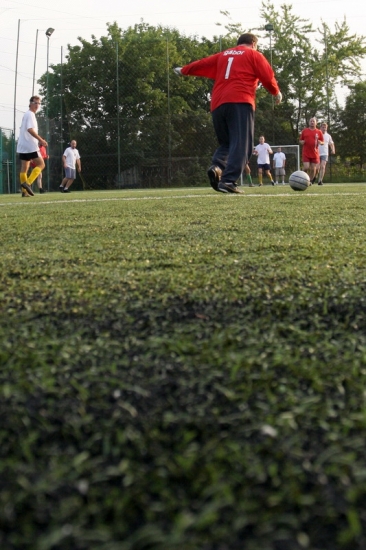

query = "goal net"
(271, 145), (300, 173)
(243, 144), (300, 185)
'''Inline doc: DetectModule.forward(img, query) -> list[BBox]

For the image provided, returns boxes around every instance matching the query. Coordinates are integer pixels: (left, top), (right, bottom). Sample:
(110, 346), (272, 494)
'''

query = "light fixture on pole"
(45, 27), (55, 191)
(264, 23), (275, 141)
(32, 29), (40, 97)
(264, 23), (274, 67)
(13, 19), (21, 194)
(323, 25), (332, 180)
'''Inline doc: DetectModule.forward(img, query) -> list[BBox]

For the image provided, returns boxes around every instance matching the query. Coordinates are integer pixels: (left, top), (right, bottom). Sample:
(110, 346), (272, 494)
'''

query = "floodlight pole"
(45, 27), (55, 191)
(265, 23), (275, 142)
(264, 23), (274, 67)
(32, 29), (39, 97)
(60, 46), (64, 179)
(13, 19), (21, 194)
(324, 25), (332, 180)
(116, 41), (121, 185)
(324, 27), (330, 127)
(167, 38), (172, 186)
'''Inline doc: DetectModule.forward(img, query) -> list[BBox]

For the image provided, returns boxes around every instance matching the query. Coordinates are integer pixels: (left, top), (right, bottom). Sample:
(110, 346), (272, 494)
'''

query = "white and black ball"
(289, 171), (310, 191)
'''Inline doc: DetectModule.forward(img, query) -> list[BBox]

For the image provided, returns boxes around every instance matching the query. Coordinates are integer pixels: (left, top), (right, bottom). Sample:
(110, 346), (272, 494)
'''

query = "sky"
(1, 0), (366, 136)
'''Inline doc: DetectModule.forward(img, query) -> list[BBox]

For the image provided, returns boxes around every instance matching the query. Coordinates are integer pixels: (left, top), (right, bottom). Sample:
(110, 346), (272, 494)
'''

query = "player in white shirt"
(253, 136), (275, 186)
(273, 147), (286, 184)
(317, 122), (335, 185)
(59, 140), (81, 192)
(16, 95), (48, 197)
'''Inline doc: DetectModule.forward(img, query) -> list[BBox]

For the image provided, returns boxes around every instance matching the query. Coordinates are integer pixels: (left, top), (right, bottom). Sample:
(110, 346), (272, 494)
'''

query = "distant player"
(299, 117), (324, 185)
(254, 136), (275, 186)
(59, 140), (81, 193)
(273, 147), (286, 185)
(317, 122), (335, 185)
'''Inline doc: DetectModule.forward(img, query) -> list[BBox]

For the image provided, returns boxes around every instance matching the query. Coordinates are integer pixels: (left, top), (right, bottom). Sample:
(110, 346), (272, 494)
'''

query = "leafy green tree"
(38, 9), (366, 187)
(217, 4), (366, 144)
(336, 82), (366, 166)
(258, 5), (366, 141)
(39, 22), (224, 186)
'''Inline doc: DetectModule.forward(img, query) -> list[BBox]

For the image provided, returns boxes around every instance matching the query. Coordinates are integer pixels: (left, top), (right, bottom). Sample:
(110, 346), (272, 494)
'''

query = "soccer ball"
(289, 171), (310, 191)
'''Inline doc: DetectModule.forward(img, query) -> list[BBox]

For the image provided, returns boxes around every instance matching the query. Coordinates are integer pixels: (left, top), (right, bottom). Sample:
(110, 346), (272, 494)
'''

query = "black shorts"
(19, 151), (39, 161)
(258, 163), (271, 171)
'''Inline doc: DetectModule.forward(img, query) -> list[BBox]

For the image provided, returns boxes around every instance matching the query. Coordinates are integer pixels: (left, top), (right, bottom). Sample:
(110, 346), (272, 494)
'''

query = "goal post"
(242, 144), (300, 185)
(271, 145), (300, 172)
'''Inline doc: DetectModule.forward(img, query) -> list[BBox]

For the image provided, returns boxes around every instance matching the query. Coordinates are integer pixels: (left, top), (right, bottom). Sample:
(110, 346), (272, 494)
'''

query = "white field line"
(0, 191), (365, 208)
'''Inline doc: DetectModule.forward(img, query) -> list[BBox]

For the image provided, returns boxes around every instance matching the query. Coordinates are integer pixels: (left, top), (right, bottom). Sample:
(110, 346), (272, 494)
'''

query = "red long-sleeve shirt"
(181, 45), (280, 111)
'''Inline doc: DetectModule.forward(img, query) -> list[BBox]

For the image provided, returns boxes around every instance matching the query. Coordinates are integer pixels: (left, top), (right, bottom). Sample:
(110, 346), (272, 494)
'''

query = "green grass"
(1, 184), (366, 550)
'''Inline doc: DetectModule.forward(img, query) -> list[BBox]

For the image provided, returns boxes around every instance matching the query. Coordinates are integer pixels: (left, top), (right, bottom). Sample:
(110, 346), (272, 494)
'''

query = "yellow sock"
(258, 174), (263, 184)
(28, 167), (42, 185)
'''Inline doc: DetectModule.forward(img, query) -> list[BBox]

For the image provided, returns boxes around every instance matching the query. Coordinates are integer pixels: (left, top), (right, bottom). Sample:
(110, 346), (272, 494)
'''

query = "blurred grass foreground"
(1, 185), (366, 550)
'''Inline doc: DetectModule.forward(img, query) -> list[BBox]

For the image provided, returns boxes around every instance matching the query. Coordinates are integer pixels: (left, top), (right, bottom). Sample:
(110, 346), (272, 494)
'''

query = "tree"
(38, 10), (366, 188)
(258, 4), (366, 141)
(336, 82), (366, 166)
(216, 4), (366, 144)
(38, 22), (223, 187)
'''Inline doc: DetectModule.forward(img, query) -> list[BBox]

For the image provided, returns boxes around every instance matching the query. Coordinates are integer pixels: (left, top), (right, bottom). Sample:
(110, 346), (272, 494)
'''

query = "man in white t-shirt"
(59, 140), (81, 193)
(273, 147), (286, 185)
(317, 122), (335, 185)
(16, 95), (48, 197)
(253, 136), (275, 186)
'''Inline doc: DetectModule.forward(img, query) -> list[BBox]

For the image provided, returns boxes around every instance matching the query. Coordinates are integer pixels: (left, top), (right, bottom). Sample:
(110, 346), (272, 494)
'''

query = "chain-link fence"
(2, 113), (357, 195)
(36, 112), (343, 192)
(0, 128), (15, 194)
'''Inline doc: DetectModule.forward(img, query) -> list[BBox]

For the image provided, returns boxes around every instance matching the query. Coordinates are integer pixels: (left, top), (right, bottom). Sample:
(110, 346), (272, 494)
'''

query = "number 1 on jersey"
(225, 57), (234, 79)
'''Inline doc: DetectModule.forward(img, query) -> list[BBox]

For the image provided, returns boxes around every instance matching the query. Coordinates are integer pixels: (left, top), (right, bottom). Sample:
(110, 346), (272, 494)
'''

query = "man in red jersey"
(299, 117), (324, 185)
(174, 33), (282, 194)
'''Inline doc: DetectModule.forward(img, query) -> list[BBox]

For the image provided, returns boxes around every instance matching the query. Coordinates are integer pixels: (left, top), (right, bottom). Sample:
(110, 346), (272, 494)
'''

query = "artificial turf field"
(1, 183), (366, 550)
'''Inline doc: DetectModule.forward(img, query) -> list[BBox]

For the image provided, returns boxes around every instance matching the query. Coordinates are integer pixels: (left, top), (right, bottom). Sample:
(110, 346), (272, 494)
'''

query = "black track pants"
(211, 103), (254, 184)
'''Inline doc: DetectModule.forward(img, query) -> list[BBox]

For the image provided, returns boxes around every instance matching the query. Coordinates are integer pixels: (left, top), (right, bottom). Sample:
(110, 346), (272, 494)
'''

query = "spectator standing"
(273, 147), (286, 185)
(59, 140), (81, 193)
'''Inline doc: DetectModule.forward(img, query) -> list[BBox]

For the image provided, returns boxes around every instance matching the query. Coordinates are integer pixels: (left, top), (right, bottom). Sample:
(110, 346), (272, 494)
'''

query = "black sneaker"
(218, 182), (243, 194)
(21, 182), (34, 196)
(311, 177), (316, 185)
(318, 181), (323, 186)
(207, 165), (222, 192)
(39, 188), (46, 194)
(63, 188), (70, 193)
(271, 181), (275, 186)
